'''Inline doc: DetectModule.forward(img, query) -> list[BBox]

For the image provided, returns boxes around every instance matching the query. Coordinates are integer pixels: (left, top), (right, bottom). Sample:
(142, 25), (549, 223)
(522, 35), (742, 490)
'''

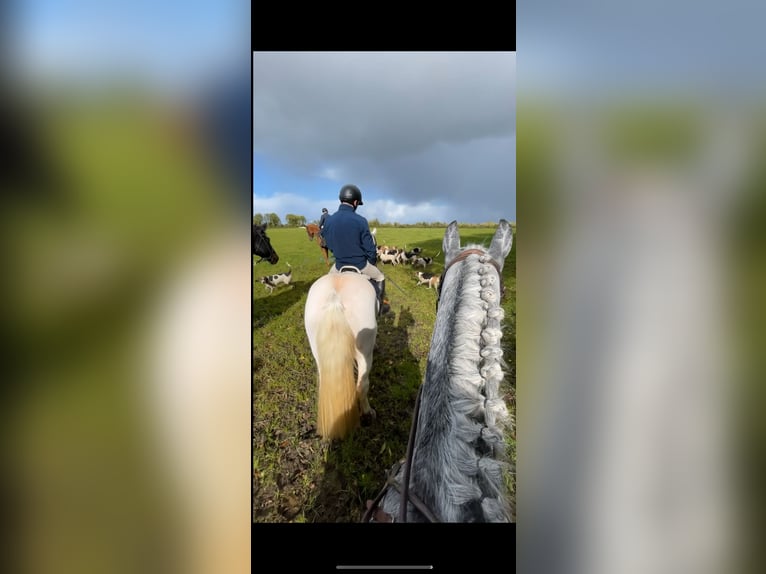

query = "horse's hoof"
(360, 410), (376, 426)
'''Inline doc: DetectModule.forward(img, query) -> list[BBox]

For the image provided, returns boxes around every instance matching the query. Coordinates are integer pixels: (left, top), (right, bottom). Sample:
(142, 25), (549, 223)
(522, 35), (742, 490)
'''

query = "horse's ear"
(488, 219), (513, 271)
(443, 220), (461, 265)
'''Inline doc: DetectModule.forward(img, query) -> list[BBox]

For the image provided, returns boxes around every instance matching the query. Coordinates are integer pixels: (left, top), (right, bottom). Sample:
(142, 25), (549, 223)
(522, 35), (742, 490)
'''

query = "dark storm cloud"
(337, 134), (516, 217)
(253, 52), (516, 214)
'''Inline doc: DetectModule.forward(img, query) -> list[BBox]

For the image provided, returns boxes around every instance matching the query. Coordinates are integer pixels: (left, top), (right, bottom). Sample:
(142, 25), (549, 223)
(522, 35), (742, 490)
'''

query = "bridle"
(361, 248), (505, 524)
(437, 248), (505, 310)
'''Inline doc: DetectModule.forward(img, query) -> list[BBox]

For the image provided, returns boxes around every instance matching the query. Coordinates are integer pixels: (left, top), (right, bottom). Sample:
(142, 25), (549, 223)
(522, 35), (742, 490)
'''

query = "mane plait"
(378, 247), (511, 522)
(475, 252), (510, 432)
(450, 250), (510, 473)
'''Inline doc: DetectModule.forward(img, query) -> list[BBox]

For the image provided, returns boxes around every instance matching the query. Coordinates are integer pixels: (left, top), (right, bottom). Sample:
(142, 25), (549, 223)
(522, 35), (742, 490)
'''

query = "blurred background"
(517, 2), (766, 574)
(1, 1), (250, 573)
(4, 0), (766, 572)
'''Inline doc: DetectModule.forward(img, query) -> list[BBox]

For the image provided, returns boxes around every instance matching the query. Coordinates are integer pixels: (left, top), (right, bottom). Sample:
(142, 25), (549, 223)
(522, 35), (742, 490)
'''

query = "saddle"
(338, 265), (362, 274)
(337, 266), (389, 315)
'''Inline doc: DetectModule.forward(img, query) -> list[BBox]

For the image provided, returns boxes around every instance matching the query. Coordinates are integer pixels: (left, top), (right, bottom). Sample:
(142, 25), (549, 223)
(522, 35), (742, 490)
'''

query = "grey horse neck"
(379, 247), (511, 522)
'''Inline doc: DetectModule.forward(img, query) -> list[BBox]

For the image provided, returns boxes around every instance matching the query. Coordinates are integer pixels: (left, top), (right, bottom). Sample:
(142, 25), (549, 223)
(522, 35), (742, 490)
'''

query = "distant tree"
(253, 213), (264, 226)
(368, 218), (381, 229)
(265, 212), (281, 227)
(285, 214), (306, 227)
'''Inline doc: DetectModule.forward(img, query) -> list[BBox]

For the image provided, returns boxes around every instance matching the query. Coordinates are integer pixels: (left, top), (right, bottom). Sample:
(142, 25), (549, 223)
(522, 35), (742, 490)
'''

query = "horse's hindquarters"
(304, 274), (378, 439)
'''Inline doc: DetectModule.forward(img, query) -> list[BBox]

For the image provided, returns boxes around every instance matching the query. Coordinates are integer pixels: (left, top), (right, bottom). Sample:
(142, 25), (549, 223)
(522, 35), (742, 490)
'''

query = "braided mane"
(374, 220), (513, 522)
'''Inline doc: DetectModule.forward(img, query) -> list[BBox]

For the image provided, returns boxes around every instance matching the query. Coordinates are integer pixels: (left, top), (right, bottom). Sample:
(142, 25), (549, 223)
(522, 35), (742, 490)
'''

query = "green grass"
(253, 224), (516, 522)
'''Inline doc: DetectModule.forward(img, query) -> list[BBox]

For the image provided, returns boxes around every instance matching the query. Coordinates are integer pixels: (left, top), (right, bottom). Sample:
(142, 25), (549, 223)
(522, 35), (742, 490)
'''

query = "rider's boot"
(372, 279), (390, 315)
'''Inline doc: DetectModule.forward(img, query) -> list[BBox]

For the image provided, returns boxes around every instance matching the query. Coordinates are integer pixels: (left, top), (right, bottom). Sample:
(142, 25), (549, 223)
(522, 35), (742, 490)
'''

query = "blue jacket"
(322, 204), (377, 270)
(318, 212), (329, 229)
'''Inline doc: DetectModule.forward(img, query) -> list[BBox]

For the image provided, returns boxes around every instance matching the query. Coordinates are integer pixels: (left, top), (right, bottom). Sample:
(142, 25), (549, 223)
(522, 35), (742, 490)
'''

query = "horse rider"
(319, 207), (330, 230)
(318, 207), (330, 251)
(321, 184), (390, 315)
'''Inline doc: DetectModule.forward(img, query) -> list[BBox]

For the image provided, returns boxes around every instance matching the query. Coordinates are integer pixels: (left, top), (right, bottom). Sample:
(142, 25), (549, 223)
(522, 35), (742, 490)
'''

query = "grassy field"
(253, 224), (516, 522)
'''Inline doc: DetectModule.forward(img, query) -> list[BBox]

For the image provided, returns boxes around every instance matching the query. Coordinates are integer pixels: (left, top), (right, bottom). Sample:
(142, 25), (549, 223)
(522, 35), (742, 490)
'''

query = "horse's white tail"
(316, 294), (358, 439)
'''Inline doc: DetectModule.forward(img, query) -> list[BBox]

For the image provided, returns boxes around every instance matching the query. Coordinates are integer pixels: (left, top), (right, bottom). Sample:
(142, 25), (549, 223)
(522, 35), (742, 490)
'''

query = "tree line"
(253, 213), (306, 227)
(253, 213), (513, 229)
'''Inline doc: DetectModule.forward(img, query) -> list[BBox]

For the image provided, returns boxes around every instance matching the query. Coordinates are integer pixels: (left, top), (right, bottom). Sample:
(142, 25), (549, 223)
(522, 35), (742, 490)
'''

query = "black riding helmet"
(339, 184), (363, 205)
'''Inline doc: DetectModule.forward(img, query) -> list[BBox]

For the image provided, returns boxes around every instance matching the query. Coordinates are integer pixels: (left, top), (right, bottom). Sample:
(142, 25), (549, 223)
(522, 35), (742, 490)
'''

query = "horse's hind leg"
(355, 347), (376, 423)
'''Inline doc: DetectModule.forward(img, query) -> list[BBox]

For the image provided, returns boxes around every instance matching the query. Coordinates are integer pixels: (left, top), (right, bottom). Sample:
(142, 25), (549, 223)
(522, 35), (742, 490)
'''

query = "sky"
(518, 1), (766, 99)
(14, 0), (247, 97)
(253, 52), (516, 225)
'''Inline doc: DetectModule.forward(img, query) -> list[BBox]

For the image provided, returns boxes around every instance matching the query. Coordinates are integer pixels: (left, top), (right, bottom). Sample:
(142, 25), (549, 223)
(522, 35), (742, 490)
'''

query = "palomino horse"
(363, 219), (514, 523)
(304, 223), (331, 266)
(253, 223), (279, 264)
(304, 270), (378, 439)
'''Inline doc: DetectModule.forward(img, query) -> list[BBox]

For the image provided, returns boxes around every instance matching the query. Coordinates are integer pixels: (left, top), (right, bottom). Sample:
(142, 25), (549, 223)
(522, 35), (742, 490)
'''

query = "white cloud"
(316, 167), (342, 181)
(253, 193), (453, 225)
(363, 199), (452, 225)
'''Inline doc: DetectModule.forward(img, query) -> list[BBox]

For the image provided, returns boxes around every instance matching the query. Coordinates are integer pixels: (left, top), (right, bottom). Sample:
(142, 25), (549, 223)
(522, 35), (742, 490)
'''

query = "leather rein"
(361, 385), (440, 523)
